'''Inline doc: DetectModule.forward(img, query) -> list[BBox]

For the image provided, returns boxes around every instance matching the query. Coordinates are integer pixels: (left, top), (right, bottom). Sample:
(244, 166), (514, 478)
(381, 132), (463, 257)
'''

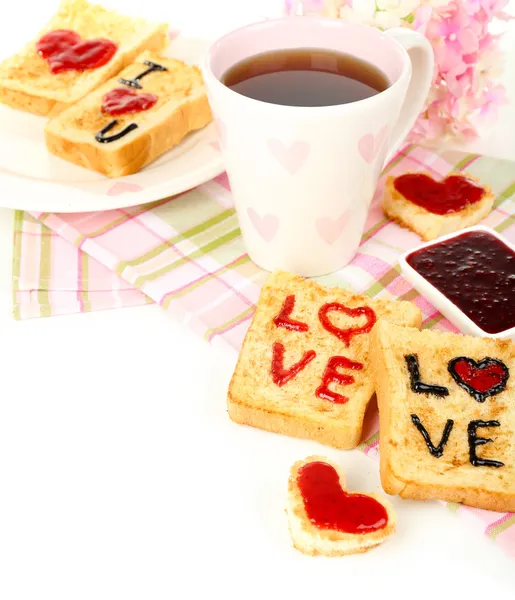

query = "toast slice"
(0, 0), (168, 116)
(227, 271), (422, 449)
(382, 172), (494, 241)
(370, 320), (515, 512)
(287, 456), (396, 556)
(45, 51), (212, 177)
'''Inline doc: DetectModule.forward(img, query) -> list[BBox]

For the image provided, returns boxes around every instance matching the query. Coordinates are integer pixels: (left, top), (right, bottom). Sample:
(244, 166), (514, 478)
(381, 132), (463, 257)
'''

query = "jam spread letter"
(95, 120), (138, 144)
(411, 414), (454, 458)
(315, 356), (363, 404)
(119, 60), (168, 89)
(405, 354), (449, 397)
(468, 420), (504, 468)
(448, 357), (509, 403)
(271, 342), (316, 387)
(318, 302), (376, 346)
(273, 295), (309, 332)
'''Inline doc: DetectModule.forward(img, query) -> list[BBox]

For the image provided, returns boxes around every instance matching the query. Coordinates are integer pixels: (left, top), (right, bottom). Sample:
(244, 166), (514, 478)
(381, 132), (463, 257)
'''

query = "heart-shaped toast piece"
(37, 29), (117, 74)
(286, 456), (396, 556)
(382, 171), (494, 241)
(448, 356), (509, 403)
(393, 173), (485, 215)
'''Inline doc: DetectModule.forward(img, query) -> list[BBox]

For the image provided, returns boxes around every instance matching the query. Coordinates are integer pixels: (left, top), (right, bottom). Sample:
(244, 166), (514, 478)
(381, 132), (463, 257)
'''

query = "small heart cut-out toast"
(227, 271), (421, 449)
(382, 171), (494, 241)
(370, 320), (515, 512)
(286, 456), (396, 556)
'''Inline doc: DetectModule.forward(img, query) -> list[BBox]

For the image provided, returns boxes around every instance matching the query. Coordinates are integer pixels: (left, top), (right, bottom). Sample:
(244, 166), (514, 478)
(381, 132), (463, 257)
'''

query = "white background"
(1, 1), (515, 598)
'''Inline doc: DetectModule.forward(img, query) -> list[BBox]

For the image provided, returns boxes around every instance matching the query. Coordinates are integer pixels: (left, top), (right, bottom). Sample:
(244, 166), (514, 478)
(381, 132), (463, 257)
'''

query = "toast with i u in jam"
(45, 51), (213, 177)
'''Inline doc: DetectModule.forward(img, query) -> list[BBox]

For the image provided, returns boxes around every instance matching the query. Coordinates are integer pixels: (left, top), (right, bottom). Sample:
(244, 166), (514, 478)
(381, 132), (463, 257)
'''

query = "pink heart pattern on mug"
(358, 125), (388, 164)
(267, 139), (310, 174)
(247, 207), (279, 242)
(107, 182), (143, 196)
(316, 210), (351, 245)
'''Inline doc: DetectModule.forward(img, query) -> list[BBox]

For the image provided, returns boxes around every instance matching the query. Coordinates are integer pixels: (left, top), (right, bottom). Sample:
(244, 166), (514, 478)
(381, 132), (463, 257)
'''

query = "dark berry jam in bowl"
(399, 226), (515, 340)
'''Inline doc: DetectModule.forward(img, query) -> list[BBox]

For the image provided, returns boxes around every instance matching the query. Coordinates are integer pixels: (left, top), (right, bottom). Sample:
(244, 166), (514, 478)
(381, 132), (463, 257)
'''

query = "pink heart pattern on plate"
(247, 207), (279, 242)
(267, 139), (310, 174)
(107, 182), (143, 196)
(358, 125), (388, 164)
(316, 210), (351, 245)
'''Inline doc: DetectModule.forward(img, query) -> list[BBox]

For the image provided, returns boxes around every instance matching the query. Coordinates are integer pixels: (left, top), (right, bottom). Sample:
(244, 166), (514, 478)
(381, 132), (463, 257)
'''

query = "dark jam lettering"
(448, 357), (509, 403)
(95, 120), (138, 144)
(468, 420), (504, 468)
(406, 231), (515, 335)
(119, 60), (168, 89)
(405, 354), (449, 397)
(315, 356), (363, 404)
(297, 461), (388, 533)
(318, 302), (376, 346)
(273, 295), (309, 332)
(411, 414), (454, 458)
(393, 173), (485, 215)
(271, 342), (316, 387)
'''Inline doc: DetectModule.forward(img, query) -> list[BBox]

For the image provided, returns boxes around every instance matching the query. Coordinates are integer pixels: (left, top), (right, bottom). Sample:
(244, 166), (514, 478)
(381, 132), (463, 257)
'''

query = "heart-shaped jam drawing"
(318, 302), (376, 346)
(448, 356), (509, 403)
(297, 461), (387, 533)
(102, 88), (158, 116)
(36, 29), (117, 74)
(393, 173), (485, 215)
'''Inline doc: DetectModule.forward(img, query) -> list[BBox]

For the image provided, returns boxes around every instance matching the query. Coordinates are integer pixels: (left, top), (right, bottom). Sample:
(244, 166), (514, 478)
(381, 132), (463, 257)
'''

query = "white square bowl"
(398, 225), (515, 341)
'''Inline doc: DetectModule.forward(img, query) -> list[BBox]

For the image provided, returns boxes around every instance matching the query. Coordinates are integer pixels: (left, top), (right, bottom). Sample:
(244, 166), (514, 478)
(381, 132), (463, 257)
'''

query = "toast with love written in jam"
(45, 51), (212, 177)
(0, 0), (168, 117)
(370, 320), (515, 512)
(382, 172), (494, 241)
(287, 456), (396, 556)
(227, 271), (422, 449)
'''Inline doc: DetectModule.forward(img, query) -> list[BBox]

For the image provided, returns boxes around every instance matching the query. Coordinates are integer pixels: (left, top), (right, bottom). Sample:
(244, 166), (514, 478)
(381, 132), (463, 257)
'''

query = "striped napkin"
(12, 144), (515, 556)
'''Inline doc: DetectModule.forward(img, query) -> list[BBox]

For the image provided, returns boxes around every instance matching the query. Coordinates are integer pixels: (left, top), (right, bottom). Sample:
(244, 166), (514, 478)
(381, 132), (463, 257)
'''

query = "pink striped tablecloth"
(12, 144), (515, 557)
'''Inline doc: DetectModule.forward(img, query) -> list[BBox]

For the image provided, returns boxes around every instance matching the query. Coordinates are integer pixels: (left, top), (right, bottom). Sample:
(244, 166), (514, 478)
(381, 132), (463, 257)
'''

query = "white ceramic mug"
(202, 17), (434, 277)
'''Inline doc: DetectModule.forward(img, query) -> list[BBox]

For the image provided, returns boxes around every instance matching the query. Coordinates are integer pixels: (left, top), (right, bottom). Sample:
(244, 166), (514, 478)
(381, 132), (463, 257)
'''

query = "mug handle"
(382, 28), (434, 167)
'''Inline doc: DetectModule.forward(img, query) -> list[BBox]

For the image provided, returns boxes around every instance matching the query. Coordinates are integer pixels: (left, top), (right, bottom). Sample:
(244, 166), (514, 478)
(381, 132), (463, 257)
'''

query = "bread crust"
(370, 320), (515, 512)
(286, 455), (396, 556)
(382, 172), (495, 241)
(228, 271), (421, 450)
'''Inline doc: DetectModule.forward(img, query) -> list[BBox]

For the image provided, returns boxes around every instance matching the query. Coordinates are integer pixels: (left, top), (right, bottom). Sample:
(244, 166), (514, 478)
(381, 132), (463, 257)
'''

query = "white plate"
(0, 36), (224, 213)
(399, 225), (515, 341)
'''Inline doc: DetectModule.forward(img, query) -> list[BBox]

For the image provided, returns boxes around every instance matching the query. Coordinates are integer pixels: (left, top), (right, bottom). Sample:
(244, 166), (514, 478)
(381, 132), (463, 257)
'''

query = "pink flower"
(290, 0), (510, 143)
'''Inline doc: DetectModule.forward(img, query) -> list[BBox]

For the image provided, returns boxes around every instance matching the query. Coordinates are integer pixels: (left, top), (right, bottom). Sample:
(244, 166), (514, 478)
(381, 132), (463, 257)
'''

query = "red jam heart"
(36, 29), (117, 74)
(448, 356), (509, 403)
(318, 302), (376, 346)
(393, 173), (485, 215)
(297, 462), (387, 534)
(102, 88), (158, 116)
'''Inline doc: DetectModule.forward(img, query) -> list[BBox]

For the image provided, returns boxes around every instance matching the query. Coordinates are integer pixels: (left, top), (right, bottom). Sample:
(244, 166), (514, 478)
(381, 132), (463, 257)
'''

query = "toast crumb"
(228, 271), (421, 449)
(382, 172), (494, 241)
(370, 320), (515, 512)
(286, 455), (396, 556)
